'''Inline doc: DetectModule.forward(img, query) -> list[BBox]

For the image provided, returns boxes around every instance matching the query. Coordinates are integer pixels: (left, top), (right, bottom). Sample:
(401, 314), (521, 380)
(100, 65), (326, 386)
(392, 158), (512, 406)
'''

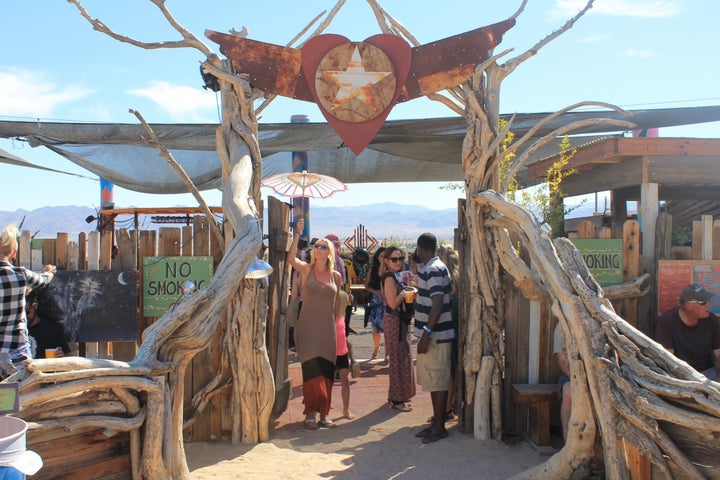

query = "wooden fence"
(503, 218), (646, 438)
(17, 216), (225, 479)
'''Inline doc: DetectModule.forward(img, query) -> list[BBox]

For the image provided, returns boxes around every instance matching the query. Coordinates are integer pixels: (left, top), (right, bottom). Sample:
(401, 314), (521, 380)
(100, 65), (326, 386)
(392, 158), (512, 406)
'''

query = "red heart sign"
(301, 34), (411, 155)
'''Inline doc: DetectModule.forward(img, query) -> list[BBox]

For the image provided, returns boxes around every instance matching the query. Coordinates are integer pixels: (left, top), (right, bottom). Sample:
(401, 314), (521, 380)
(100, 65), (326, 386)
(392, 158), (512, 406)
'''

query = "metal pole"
(291, 114), (310, 242)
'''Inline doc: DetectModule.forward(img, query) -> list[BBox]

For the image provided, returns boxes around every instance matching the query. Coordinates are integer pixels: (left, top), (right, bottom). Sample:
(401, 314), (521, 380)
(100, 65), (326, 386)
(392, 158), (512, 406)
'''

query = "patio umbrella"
(261, 170), (347, 199)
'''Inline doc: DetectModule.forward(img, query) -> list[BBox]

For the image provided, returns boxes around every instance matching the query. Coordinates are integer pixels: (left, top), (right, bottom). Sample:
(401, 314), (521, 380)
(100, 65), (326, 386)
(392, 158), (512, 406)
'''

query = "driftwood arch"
(7, 1), (720, 479)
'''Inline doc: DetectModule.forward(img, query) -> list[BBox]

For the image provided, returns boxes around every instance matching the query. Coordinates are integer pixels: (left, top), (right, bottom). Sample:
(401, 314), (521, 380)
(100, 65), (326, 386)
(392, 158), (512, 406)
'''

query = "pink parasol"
(261, 170), (347, 199)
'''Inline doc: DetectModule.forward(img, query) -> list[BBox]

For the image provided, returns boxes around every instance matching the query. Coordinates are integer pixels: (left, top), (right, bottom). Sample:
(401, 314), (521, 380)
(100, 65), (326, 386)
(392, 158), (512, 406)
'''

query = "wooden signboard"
(38, 270), (138, 343)
(657, 260), (720, 315)
(142, 256), (214, 316)
(570, 239), (623, 286)
(0, 383), (19, 414)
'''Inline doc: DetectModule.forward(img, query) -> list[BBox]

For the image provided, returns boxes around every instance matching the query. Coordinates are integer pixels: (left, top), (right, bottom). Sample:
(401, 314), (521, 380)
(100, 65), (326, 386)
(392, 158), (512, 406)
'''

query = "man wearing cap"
(656, 283), (720, 380)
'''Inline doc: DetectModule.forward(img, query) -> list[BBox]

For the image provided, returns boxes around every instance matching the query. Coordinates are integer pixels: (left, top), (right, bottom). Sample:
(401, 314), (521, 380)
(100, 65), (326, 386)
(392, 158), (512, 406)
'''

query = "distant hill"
(0, 203), (457, 242)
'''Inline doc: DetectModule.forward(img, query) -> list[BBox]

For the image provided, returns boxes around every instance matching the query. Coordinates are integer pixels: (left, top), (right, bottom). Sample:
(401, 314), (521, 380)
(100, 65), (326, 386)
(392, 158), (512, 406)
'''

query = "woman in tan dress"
(287, 219), (341, 429)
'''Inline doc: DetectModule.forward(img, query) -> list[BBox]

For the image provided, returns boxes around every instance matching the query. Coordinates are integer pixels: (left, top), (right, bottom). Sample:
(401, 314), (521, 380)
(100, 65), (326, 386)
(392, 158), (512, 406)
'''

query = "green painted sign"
(569, 239), (623, 287)
(143, 256), (214, 316)
(0, 383), (19, 414)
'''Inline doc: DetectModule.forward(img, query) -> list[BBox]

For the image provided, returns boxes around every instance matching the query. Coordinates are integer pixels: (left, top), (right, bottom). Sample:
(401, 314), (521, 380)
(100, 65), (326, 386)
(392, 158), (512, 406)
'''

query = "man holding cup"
(413, 232), (454, 443)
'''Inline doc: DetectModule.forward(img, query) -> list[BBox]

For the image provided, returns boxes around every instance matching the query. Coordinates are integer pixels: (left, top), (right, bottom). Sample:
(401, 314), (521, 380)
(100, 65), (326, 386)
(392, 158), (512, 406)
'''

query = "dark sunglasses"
(388, 256), (404, 263)
(314, 244), (329, 250)
(686, 300), (708, 306)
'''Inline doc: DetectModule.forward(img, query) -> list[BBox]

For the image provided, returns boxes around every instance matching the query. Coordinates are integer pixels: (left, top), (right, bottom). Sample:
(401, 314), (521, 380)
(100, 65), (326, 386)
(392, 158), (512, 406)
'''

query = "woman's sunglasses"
(388, 256), (404, 263)
(314, 244), (329, 250)
(686, 300), (708, 306)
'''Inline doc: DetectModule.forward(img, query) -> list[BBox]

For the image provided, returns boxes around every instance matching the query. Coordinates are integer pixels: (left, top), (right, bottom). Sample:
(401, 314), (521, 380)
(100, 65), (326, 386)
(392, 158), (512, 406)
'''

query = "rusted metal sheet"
(205, 30), (312, 101)
(402, 19), (516, 101)
(207, 19), (515, 106)
(206, 19), (516, 154)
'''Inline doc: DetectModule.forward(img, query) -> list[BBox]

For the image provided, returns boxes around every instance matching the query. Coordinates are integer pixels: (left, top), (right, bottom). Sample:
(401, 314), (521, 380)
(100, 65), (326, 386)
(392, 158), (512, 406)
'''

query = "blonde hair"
(310, 239), (336, 273)
(0, 224), (19, 254)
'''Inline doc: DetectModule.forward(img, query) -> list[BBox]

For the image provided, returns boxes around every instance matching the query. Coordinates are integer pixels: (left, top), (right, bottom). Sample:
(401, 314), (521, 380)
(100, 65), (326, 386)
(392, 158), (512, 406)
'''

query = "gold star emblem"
(315, 42), (396, 123)
(323, 47), (392, 110)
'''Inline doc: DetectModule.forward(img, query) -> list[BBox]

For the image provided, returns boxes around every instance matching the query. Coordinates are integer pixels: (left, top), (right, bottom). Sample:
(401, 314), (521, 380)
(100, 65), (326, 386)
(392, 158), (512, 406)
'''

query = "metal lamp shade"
(245, 258), (273, 279)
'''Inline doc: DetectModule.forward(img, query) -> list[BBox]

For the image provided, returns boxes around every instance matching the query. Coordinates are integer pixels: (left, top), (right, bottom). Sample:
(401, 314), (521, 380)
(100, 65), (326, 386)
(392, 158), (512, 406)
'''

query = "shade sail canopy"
(1, 105), (719, 194)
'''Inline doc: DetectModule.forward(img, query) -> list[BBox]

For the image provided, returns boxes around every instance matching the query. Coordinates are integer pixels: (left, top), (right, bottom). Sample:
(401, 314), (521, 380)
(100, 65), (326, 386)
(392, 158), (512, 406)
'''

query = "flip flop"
(304, 419), (319, 430)
(422, 429), (449, 444)
(391, 402), (412, 412)
(319, 419), (338, 428)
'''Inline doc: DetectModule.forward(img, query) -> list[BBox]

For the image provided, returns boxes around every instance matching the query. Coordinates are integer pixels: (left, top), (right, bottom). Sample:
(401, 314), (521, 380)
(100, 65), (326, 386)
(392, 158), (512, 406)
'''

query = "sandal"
(303, 419), (319, 430)
(415, 426), (433, 438)
(421, 429), (449, 444)
(391, 402), (412, 412)
(319, 419), (338, 428)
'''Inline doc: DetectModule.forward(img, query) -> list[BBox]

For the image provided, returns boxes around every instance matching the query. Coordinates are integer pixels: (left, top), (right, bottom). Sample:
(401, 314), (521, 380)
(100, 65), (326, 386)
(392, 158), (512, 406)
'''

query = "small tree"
(500, 128), (582, 237)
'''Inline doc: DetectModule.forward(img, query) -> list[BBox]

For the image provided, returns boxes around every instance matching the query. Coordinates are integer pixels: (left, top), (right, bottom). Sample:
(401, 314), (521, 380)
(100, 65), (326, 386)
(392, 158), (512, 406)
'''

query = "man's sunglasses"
(314, 244), (329, 250)
(388, 257), (404, 263)
(686, 300), (708, 306)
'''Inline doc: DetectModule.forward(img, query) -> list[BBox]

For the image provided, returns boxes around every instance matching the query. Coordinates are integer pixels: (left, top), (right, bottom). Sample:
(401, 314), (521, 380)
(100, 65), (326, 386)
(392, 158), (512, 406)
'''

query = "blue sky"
(1, 0), (718, 213)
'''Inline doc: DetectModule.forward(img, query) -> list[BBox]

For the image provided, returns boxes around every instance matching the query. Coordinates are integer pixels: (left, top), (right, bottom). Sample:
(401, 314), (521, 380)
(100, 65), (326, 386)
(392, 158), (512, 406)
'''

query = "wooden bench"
(512, 383), (560, 450)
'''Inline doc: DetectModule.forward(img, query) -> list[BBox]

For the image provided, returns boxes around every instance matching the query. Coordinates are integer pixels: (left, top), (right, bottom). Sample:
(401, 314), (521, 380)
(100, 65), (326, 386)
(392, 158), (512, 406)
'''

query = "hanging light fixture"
(245, 257), (273, 279)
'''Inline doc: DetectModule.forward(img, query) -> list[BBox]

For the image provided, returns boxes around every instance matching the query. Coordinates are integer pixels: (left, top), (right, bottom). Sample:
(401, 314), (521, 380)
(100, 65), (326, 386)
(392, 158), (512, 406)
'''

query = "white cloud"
(625, 48), (655, 58)
(0, 68), (91, 118)
(127, 81), (218, 122)
(554, 0), (682, 18)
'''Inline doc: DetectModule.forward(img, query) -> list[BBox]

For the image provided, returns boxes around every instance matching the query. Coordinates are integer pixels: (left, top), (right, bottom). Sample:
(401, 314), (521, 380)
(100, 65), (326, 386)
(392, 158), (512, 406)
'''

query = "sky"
(1, 0), (719, 213)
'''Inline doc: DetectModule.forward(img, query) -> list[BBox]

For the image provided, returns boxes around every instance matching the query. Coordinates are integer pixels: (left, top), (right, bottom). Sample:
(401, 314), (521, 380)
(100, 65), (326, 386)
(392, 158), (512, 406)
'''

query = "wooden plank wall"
(19, 217), (224, 479)
(455, 200), (472, 433)
(267, 197), (292, 416)
(20, 228), (134, 480)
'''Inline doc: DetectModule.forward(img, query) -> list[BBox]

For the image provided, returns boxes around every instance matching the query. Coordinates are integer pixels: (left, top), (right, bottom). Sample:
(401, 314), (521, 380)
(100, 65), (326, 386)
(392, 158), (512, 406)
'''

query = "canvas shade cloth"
(262, 171), (347, 199)
(0, 106), (719, 194)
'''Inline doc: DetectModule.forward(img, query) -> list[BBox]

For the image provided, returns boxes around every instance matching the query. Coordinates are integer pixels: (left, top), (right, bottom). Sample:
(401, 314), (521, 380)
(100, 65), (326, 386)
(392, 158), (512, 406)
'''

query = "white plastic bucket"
(0, 417), (42, 476)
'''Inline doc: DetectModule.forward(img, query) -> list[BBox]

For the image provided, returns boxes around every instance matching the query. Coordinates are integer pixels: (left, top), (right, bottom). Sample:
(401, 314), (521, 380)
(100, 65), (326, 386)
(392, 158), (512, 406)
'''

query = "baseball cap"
(325, 233), (341, 247)
(679, 284), (714, 304)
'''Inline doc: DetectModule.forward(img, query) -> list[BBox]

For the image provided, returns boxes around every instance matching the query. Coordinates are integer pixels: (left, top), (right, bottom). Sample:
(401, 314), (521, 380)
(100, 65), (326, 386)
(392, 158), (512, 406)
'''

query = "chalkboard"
(37, 270), (139, 343)
(657, 260), (720, 315)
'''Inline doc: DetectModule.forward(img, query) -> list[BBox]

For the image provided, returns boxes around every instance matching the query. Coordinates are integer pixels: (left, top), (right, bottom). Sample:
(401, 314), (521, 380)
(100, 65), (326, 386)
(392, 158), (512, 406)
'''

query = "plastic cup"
(402, 287), (417, 303)
(44, 349), (56, 359)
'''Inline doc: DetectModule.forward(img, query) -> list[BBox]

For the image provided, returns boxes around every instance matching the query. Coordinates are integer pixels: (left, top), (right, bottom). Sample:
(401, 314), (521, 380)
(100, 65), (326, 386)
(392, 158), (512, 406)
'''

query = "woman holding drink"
(380, 246), (416, 412)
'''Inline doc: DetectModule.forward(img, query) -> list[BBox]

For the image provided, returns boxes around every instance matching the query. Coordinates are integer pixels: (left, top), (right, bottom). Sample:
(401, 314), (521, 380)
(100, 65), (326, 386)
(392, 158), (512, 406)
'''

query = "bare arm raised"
(287, 218), (311, 279)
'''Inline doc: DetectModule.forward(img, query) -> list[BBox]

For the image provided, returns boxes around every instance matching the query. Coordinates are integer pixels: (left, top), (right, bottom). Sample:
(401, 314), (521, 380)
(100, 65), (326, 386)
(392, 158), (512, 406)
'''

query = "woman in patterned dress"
(380, 246), (416, 412)
(364, 247), (386, 359)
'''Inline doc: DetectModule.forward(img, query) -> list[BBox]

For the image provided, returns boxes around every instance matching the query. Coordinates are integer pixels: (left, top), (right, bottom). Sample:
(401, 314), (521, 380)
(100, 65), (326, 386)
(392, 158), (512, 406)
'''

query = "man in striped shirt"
(413, 232), (454, 443)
